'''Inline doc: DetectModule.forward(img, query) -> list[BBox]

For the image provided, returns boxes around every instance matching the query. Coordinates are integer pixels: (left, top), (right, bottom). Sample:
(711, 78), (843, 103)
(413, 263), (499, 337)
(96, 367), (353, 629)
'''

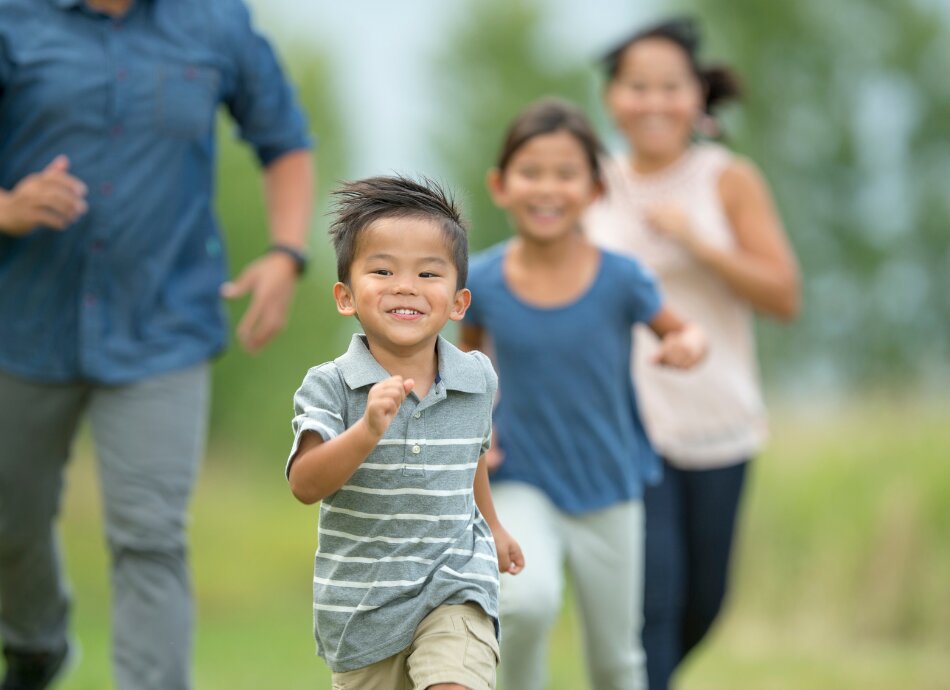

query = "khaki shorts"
(331, 603), (499, 690)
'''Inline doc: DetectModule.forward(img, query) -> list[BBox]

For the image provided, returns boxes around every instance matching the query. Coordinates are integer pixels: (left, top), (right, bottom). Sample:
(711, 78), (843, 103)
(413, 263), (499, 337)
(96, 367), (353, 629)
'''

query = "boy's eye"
(371, 269), (392, 276)
(419, 272), (440, 279)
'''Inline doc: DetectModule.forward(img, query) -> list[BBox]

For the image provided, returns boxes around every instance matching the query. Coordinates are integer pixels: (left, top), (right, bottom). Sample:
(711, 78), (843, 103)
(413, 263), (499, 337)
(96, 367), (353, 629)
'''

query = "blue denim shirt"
(0, 0), (311, 384)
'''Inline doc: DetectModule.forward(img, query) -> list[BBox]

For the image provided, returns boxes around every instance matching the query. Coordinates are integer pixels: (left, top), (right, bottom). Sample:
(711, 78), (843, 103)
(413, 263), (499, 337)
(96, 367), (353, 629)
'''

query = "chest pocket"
(155, 62), (219, 138)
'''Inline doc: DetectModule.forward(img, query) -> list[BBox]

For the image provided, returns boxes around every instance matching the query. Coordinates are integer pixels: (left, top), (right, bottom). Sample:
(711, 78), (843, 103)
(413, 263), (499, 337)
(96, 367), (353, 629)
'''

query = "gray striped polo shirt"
(287, 334), (500, 673)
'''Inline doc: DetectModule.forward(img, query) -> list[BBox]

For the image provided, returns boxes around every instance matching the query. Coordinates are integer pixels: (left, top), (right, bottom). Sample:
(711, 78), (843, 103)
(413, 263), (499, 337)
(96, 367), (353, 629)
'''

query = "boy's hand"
(653, 323), (707, 369)
(364, 376), (415, 437)
(492, 526), (525, 575)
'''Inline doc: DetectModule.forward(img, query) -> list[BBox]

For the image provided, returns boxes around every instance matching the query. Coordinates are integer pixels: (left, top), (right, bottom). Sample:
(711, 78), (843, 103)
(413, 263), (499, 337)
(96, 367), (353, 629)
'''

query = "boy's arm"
(289, 375), (414, 504)
(473, 454), (524, 575)
(647, 306), (707, 369)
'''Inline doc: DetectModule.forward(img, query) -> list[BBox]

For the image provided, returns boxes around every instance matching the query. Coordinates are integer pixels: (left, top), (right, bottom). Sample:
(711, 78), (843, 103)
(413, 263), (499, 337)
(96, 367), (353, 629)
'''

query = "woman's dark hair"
(603, 17), (741, 114)
(329, 175), (469, 290)
(496, 97), (605, 186)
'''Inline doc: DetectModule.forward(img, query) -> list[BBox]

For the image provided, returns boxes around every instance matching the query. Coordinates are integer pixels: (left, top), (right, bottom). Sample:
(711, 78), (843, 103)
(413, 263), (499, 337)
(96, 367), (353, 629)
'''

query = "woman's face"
(605, 37), (704, 162)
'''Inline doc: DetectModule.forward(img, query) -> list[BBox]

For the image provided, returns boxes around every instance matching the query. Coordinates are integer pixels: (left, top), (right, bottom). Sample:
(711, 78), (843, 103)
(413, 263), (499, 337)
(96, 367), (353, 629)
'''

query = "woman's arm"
(646, 158), (801, 319)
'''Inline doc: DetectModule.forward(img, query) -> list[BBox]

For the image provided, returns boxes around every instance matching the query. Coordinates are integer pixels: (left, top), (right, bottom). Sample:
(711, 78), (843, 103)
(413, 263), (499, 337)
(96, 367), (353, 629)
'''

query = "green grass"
(48, 398), (950, 689)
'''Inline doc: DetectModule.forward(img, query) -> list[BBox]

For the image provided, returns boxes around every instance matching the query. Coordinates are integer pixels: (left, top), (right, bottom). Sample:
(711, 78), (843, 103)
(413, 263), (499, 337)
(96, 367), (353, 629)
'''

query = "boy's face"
(333, 216), (470, 356)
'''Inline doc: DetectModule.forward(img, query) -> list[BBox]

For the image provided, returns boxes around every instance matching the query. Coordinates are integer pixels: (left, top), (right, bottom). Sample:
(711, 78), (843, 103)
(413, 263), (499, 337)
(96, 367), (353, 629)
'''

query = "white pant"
(493, 482), (646, 690)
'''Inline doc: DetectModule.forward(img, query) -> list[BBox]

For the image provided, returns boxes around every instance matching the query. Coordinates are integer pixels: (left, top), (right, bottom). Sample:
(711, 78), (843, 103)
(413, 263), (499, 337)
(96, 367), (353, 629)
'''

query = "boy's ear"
(449, 287), (472, 322)
(486, 168), (506, 207)
(333, 282), (356, 316)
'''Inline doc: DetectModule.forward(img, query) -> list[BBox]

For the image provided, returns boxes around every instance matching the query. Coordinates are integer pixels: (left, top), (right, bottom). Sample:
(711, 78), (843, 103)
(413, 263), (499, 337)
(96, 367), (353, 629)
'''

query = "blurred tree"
(210, 49), (352, 462)
(678, 0), (950, 389)
(429, 0), (595, 252)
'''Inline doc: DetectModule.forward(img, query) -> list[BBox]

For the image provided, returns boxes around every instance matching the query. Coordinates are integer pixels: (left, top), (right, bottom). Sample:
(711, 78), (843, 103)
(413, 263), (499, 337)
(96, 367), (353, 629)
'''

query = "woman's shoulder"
(715, 153), (772, 210)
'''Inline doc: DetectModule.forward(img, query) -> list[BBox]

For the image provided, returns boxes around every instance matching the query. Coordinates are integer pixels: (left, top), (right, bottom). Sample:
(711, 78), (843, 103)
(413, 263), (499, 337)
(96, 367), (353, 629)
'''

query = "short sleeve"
(286, 364), (347, 479)
(221, 1), (312, 165)
(619, 255), (663, 325)
(469, 350), (498, 454)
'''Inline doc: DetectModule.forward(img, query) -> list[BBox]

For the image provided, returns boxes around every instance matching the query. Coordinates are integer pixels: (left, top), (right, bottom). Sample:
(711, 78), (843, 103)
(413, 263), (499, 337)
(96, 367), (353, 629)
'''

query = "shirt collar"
(335, 334), (487, 395)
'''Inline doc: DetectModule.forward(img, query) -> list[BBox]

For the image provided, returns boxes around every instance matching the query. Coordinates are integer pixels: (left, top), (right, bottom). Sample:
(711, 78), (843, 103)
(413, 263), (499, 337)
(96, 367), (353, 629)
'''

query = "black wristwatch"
(268, 243), (309, 276)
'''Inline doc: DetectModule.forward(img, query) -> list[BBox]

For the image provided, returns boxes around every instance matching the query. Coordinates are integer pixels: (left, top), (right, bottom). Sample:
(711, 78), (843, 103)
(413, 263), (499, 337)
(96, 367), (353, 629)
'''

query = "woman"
(584, 17), (801, 690)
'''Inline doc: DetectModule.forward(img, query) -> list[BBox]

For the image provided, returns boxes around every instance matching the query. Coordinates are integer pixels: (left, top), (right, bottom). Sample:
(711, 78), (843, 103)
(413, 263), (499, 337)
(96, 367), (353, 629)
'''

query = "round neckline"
(621, 144), (703, 189)
(499, 240), (605, 313)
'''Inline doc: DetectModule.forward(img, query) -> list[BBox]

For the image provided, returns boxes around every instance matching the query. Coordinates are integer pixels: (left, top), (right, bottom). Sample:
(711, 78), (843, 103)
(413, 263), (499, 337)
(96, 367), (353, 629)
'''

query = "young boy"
(286, 176), (524, 690)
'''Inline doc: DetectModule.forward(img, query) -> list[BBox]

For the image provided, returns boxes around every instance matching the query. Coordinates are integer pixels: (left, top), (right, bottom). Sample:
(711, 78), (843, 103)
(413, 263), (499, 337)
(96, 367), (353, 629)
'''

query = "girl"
(460, 98), (705, 690)
(585, 18), (801, 690)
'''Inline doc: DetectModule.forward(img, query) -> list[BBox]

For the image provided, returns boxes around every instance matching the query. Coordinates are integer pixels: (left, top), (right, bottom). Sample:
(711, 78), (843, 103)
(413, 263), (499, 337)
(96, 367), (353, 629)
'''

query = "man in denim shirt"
(0, 1), (314, 688)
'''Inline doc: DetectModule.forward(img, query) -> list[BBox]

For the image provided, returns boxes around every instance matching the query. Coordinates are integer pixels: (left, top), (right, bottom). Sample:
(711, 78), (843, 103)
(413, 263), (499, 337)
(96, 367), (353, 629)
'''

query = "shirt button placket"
(404, 407), (425, 473)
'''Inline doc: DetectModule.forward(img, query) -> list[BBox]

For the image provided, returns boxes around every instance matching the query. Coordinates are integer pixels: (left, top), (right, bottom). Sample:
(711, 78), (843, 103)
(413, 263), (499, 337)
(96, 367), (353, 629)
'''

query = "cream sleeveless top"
(584, 143), (767, 468)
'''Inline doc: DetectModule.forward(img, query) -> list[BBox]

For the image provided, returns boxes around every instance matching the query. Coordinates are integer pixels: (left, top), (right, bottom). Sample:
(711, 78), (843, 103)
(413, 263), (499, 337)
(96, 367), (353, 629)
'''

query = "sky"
(247, 1), (654, 177)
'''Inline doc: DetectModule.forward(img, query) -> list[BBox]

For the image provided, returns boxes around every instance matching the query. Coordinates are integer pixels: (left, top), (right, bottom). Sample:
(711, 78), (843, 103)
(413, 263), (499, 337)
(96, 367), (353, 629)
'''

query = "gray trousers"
(0, 364), (209, 690)
(492, 482), (646, 690)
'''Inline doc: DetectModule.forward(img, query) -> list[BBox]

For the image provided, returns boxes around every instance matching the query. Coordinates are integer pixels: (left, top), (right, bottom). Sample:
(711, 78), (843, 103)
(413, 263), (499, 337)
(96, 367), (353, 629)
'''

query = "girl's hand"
(653, 323), (707, 369)
(492, 526), (525, 575)
(484, 446), (505, 471)
(364, 376), (414, 437)
(644, 203), (700, 253)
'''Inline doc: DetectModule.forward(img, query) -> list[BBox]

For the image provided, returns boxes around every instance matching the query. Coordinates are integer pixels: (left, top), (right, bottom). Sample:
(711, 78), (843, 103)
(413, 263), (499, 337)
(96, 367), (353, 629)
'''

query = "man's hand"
(364, 376), (415, 438)
(492, 525), (525, 575)
(0, 156), (87, 236)
(652, 323), (707, 369)
(221, 251), (300, 352)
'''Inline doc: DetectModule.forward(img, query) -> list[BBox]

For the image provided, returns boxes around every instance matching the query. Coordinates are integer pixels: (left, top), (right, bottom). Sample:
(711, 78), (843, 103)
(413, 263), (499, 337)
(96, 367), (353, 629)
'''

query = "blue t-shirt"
(464, 243), (662, 514)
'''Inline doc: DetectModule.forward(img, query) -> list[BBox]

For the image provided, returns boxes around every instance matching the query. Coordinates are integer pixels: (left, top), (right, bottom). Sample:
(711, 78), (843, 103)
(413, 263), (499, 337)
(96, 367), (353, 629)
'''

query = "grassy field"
(46, 397), (950, 689)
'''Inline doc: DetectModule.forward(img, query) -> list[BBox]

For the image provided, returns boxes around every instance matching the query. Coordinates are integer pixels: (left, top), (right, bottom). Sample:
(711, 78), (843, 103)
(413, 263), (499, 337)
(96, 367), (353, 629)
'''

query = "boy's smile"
(333, 216), (470, 359)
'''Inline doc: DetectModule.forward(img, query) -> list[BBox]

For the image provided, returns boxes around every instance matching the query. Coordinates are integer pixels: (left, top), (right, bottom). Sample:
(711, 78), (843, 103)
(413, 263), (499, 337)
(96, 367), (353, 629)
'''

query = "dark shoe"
(1, 643), (70, 690)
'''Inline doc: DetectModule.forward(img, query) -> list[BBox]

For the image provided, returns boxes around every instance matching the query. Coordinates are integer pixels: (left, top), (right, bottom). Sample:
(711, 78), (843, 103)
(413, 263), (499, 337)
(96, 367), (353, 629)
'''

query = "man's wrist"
(267, 243), (309, 276)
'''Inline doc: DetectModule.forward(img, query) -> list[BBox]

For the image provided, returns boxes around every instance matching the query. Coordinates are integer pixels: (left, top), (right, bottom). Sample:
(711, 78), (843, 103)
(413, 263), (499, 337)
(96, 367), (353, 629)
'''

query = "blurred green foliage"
(428, 0), (950, 391)
(210, 48), (354, 461)
(57, 400), (950, 688)
(682, 0), (950, 390)
(428, 0), (596, 252)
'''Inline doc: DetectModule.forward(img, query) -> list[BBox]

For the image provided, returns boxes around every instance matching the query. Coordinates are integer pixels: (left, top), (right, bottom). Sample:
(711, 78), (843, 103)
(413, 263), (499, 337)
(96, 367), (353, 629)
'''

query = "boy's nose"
(392, 281), (418, 295)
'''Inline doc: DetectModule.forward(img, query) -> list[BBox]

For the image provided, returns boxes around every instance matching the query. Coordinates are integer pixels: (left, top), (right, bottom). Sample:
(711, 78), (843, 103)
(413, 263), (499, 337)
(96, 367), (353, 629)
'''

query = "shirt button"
(111, 124), (123, 137)
(413, 412), (421, 419)
(116, 69), (127, 81)
(100, 182), (113, 196)
(411, 445), (421, 454)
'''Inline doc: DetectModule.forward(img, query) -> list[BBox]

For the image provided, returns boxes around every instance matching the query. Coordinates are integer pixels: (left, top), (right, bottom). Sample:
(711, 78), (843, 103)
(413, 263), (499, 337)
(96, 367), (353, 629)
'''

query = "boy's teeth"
(392, 309), (419, 315)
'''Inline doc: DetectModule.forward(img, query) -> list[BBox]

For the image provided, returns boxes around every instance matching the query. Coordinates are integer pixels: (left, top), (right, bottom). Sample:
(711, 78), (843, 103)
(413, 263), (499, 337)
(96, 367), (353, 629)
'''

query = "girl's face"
(605, 38), (703, 162)
(489, 129), (601, 244)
